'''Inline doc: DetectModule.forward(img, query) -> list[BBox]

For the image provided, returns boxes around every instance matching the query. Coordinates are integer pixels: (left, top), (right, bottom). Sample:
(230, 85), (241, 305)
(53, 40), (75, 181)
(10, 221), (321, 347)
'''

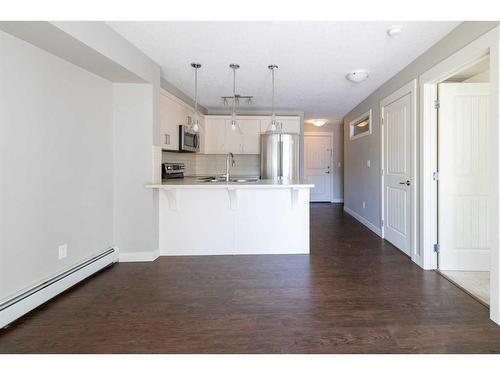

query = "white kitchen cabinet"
(205, 117), (261, 154)
(160, 89), (197, 151)
(223, 119), (242, 154)
(259, 116), (301, 134)
(277, 116), (301, 133)
(204, 117), (226, 154)
(239, 118), (261, 154)
(225, 118), (261, 154)
(204, 115), (300, 155)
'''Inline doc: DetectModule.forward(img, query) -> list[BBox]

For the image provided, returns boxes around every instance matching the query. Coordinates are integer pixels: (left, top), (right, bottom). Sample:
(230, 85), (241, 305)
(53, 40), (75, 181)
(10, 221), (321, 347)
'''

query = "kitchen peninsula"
(147, 178), (313, 256)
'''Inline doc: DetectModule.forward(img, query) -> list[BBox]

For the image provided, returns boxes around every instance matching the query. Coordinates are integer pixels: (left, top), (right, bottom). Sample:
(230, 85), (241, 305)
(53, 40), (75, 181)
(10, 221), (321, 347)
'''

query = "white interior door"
(438, 83), (490, 271)
(305, 134), (332, 202)
(383, 93), (412, 255)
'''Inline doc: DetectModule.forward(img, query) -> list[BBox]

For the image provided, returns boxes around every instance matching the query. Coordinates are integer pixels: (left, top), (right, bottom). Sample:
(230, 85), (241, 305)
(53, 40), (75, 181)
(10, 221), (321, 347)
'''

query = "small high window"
(349, 110), (372, 140)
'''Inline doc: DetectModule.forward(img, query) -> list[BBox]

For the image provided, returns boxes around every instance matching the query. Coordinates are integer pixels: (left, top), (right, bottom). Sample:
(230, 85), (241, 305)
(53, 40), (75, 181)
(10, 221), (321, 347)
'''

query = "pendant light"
(190, 63), (201, 132)
(229, 63), (242, 134)
(266, 64), (280, 132)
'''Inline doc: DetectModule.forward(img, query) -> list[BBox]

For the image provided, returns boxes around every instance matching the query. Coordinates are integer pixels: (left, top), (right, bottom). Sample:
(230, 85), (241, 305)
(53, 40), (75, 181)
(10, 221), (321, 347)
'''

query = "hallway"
(1, 204), (499, 353)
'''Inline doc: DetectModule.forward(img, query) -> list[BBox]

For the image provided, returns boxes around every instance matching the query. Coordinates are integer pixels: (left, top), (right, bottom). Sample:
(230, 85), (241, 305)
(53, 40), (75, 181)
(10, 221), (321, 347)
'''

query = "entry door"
(438, 83), (490, 271)
(305, 134), (332, 202)
(383, 93), (412, 255)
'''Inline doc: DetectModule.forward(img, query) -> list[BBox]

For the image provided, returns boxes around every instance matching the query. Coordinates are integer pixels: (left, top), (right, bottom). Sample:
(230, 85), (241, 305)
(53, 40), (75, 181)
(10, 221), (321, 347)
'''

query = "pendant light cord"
(271, 68), (275, 121)
(194, 67), (198, 113)
(232, 67), (236, 118)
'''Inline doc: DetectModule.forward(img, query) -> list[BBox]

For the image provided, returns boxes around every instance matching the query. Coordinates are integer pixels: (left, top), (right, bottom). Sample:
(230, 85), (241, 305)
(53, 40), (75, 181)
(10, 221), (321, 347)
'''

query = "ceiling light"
(346, 70), (369, 83)
(387, 25), (402, 37)
(312, 120), (327, 127)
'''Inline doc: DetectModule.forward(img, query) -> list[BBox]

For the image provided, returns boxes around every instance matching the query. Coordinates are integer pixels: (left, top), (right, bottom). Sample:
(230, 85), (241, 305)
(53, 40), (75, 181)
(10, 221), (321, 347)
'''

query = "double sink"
(197, 176), (259, 183)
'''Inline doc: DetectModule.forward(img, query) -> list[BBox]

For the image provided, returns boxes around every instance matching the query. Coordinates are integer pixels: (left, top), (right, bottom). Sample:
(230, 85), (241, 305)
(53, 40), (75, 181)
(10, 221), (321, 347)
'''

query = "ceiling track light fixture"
(190, 62), (202, 133)
(266, 64), (279, 132)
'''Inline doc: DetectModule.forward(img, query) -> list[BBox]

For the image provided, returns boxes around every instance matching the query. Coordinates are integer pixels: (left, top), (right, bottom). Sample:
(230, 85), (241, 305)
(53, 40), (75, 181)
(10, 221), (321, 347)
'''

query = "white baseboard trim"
(119, 249), (160, 262)
(0, 248), (118, 329)
(343, 206), (382, 237)
(332, 198), (344, 203)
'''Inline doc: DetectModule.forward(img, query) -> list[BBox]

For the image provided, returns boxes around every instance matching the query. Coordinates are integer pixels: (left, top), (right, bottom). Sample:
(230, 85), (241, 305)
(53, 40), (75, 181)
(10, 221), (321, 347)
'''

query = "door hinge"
(434, 99), (440, 109)
(433, 243), (440, 253)
(433, 171), (440, 181)
(381, 219), (384, 227)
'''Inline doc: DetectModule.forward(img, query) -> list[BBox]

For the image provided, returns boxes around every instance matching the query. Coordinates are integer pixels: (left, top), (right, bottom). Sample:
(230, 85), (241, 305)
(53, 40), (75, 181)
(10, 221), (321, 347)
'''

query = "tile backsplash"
(162, 152), (260, 177)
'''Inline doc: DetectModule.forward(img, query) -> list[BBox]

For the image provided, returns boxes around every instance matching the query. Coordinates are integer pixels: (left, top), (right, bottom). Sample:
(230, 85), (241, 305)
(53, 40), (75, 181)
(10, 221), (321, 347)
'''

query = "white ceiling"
(107, 21), (459, 123)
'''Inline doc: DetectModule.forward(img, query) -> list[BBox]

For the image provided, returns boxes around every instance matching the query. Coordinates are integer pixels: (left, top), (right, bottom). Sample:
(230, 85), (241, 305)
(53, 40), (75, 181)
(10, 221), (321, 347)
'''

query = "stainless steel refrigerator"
(260, 132), (300, 181)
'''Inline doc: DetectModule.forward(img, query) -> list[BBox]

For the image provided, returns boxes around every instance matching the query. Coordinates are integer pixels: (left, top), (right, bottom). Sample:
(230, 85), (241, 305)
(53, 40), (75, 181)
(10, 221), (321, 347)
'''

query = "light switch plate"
(367, 160), (371, 168)
(58, 244), (67, 260)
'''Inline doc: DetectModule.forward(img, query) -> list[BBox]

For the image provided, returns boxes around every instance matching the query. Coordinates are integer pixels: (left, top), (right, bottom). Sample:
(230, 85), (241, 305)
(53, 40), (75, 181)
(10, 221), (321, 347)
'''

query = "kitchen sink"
(197, 176), (225, 183)
(229, 178), (259, 183)
(197, 177), (259, 183)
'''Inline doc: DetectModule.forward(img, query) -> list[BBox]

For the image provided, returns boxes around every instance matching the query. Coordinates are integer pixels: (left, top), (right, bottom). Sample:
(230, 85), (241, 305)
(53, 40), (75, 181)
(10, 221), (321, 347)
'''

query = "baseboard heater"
(0, 247), (118, 328)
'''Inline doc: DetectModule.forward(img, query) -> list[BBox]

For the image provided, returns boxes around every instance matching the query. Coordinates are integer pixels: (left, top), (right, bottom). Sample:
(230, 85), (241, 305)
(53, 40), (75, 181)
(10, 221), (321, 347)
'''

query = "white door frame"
(419, 26), (500, 324)
(304, 132), (335, 202)
(380, 79), (418, 262)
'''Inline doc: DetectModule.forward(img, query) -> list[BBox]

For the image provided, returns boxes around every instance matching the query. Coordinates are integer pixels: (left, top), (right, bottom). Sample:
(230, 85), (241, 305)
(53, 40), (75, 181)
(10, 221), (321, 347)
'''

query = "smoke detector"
(387, 25), (403, 37)
(346, 70), (369, 83)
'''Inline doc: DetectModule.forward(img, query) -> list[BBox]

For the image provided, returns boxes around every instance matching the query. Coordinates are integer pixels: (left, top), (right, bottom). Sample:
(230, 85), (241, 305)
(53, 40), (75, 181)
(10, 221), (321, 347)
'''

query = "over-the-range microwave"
(179, 125), (200, 152)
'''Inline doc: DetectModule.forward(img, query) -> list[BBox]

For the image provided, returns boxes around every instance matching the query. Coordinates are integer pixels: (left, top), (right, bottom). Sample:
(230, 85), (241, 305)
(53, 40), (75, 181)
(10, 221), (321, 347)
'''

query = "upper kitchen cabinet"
(160, 89), (196, 151)
(204, 116), (226, 154)
(203, 115), (300, 154)
(226, 117), (261, 154)
(205, 116), (261, 154)
(259, 116), (302, 134)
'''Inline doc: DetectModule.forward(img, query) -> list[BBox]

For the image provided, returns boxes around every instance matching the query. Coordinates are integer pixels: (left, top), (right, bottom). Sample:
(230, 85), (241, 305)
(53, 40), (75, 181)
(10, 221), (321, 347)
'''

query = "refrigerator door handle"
(278, 137), (283, 181)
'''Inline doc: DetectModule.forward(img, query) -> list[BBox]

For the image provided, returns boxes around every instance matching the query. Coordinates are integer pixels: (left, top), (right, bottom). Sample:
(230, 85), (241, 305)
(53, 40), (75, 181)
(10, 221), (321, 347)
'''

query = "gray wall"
(343, 21), (500, 228)
(0, 30), (114, 299)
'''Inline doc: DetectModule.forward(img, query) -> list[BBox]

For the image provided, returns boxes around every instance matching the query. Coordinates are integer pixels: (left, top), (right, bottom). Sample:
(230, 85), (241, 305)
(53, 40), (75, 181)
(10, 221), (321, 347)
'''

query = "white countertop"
(146, 177), (314, 189)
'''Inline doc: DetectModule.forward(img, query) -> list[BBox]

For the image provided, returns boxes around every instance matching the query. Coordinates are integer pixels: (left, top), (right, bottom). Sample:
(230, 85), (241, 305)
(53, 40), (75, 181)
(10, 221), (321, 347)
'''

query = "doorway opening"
(436, 56), (491, 306)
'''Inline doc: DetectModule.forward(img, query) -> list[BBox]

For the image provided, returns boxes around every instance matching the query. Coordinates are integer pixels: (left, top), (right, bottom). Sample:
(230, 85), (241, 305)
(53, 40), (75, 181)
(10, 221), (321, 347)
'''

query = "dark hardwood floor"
(1, 203), (499, 353)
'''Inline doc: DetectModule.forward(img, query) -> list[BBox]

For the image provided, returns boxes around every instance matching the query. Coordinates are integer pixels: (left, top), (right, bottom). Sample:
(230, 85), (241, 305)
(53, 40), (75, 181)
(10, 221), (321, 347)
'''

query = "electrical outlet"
(367, 160), (371, 168)
(362, 201), (366, 209)
(58, 244), (67, 260)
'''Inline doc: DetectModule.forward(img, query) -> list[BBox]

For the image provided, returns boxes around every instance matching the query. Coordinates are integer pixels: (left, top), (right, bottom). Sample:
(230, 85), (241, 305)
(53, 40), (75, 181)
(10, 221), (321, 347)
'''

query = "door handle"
(325, 171), (330, 174)
(399, 180), (411, 186)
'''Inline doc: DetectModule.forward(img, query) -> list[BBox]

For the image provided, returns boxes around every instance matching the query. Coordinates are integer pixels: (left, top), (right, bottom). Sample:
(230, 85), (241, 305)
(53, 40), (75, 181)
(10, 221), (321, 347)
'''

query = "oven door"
(179, 126), (199, 152)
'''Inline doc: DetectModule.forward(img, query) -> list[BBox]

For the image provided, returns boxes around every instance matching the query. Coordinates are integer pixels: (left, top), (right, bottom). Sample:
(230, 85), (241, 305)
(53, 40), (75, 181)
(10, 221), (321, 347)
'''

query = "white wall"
(343, 21), (500, 229)
(113, 84), (158, 255)
(304, 121), (344, 201)
(0, 31), (113, 299)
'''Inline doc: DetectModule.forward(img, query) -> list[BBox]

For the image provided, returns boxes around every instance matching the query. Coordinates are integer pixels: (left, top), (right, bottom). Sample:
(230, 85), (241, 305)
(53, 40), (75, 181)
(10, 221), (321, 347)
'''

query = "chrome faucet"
(224, 152), (236, 182)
